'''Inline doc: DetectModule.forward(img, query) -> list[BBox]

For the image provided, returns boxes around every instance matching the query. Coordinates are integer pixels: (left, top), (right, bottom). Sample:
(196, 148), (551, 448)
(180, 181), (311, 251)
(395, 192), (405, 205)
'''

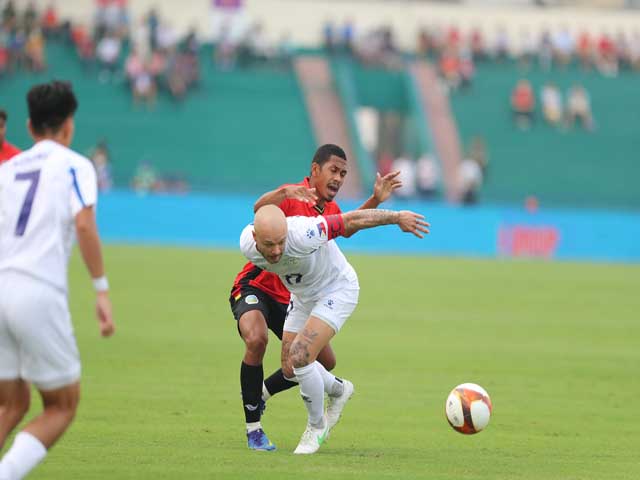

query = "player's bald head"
(254, 205), (286, 237)
(253, 205), (287, 263)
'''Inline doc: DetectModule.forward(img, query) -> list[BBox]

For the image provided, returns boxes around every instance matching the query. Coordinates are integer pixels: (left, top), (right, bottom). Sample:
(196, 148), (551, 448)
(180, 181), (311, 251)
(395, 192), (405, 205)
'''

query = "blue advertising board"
(98, 191), (640, 263)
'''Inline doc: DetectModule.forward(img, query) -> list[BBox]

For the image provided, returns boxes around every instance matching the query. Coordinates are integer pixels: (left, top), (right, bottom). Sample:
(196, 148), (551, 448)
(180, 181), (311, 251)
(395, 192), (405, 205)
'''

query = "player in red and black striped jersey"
(229, 144), (402, 450)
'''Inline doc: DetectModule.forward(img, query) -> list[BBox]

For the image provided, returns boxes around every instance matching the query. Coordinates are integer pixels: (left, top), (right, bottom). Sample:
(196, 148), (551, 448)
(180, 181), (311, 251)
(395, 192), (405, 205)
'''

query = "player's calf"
(0, 380), (31, 450)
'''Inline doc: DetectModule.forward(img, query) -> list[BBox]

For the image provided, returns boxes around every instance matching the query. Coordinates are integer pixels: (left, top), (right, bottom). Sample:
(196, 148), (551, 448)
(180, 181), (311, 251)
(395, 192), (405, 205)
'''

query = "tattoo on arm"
(342, 209), (399, 237)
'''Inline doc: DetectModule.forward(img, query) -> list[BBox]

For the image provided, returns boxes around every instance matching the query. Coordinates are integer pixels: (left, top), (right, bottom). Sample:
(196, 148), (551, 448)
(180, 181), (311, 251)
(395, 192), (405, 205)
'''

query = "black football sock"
(241, 362), (263, 424)
(264, 368), (298, 397)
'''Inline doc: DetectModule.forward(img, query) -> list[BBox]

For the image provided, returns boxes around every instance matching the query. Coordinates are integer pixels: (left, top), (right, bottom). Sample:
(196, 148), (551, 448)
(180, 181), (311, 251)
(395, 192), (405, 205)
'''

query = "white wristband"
(93, 276), (109, 292)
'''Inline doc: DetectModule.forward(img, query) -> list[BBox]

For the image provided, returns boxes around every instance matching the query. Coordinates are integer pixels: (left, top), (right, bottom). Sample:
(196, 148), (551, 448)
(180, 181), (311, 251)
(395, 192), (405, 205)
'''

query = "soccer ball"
(445, 383), (492, 434)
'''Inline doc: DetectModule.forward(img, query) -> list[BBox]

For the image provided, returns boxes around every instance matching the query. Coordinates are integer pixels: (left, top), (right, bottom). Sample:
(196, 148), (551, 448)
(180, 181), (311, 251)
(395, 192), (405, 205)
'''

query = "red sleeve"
(324, 214), (345, 240)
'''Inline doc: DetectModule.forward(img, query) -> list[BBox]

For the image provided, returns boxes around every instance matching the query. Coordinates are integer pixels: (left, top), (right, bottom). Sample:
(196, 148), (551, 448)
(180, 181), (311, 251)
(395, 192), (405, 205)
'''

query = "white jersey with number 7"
(0, 139), (97, 293)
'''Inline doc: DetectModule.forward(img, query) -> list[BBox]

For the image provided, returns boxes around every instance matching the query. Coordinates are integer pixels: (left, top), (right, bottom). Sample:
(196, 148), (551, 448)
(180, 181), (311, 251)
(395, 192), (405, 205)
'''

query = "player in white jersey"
(241, 205), (429, 454)
(0, 81), (115, 480)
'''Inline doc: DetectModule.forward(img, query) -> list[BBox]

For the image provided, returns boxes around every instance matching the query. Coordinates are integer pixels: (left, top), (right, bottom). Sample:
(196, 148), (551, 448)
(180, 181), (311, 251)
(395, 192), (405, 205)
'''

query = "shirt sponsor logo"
(245, 295), (259, 305)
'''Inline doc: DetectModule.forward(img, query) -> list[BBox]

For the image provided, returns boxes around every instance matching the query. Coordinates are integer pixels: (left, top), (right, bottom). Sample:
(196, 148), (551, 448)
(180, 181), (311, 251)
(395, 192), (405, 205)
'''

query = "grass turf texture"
(7, 246), (639, 479)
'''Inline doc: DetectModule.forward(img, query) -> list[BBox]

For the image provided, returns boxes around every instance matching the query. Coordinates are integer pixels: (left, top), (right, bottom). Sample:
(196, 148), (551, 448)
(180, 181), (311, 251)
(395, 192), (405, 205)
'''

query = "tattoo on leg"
(290, 341), (311, 368)
(290, 327), (319, 368)
(282, 339), (293, 377)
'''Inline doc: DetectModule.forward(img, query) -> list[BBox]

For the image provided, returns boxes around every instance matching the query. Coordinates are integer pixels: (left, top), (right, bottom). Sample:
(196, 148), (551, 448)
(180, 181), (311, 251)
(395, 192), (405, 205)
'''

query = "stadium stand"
(450, 61), (640, 209)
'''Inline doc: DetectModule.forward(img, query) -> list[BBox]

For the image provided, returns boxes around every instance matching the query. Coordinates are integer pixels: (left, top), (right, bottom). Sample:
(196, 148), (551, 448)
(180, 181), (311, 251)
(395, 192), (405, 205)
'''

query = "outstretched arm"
(358, 171), (403, 210)
(341, 209), (430, 238)
(254, 185), (318, 212)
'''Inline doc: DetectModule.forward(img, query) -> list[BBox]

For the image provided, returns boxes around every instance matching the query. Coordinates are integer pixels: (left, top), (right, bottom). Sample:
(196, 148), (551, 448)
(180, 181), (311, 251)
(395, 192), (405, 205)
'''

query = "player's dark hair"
(0, 109), (7, 122)
(27, 81), (78, 135)
(312, 144), (347, 167)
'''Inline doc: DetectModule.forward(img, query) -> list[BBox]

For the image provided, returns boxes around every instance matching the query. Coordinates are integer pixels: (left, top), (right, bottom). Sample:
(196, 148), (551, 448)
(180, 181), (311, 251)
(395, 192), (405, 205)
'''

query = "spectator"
(391, 155), (416, 198)
(459, 48), (475, 91)
(615, 30), (631, 70)
(541, 82), (563, 127)
(89, 139), (113, 191)
(566, 84), (594, 131)
(41, 3), (60, 38)
(322, 20), (335, 52)
(552, 27), (573, 67)
(2, 1), (17, 29)
(0, 109), (21, 164)
(96, 31), (121, 81)
(0, 40), (8, 76)
(417, 27), (432, 58)
(24, 28), (46, 72)
(538, 28), (553, 71)
(277, 32), (295, 68)
(439, 47), (460, 90)
(22, 2), (37, 32)
(8, 27), (27, 71)
(132, 161), (159, 194)
(469, 27), (486, 61)
(458, 157), (483, 205)
(341, 19), (355, 53)
(518, 28), (536, 70)
(125, 48), (156, 108)
(631, 30), (640, 71)
(416, 153), (439, 199)
(511, 79), (535, 130)
(147, 8), (159, 51)
(148, 48), (167, 81)
(72, 24), (95, 68)
(468, 136), (489, 174)
(493, 25), (509, 62)
(577, 30), (594, 71)
(131, 17), (151, 59)
(214, 23), (237, 70)
(596, 32), (618, 77)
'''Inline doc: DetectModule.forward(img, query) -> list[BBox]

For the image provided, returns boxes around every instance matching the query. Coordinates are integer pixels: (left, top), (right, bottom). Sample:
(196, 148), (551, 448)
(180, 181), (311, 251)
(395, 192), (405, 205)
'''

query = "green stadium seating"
(450, 62), (640, 210)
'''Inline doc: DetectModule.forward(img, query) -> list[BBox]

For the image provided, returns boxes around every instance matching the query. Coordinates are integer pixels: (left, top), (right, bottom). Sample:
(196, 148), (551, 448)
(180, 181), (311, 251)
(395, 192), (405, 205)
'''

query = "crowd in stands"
(320, 20), (640, 85)
(323, 20), (404, 70)
(421, 24), (640, 89)
(1, 1), (50, 75)
(213, 20), (294, 70)
(511, 79), (595, 131)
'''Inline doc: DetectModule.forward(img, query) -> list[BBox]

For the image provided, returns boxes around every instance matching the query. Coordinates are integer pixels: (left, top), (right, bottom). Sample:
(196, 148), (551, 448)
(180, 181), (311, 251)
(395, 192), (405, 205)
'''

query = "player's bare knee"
(289, 340), (312, 369)
(244, 330), (268, 357)
(41, 384), (80, 420)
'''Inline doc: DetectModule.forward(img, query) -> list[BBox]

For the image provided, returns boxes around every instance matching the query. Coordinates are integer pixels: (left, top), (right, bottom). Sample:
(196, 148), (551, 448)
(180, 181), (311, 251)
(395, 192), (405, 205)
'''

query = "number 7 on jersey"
(15, 170), (41, 236)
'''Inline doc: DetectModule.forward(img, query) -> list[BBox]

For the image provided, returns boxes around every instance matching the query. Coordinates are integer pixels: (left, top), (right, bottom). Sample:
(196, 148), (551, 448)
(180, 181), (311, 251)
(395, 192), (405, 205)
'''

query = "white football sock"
(246, 421), (262, 434)
(0, 432), (47, 480)
(314, 361), (344, 397)
(293, 363), (325, 428)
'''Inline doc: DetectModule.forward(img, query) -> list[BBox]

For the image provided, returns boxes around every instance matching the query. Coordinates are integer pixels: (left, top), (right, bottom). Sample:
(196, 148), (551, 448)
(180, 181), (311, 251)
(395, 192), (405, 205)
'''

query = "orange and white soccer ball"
(445, 383), (492, 434)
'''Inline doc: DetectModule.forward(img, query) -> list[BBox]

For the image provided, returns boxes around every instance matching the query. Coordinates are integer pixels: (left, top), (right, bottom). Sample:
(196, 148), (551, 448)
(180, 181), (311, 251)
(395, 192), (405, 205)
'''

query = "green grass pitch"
(8, 245), (640, 479)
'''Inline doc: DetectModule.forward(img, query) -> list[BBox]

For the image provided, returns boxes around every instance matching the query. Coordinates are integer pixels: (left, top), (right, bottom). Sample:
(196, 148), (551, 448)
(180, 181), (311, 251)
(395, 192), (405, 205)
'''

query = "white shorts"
(0, 271), (81, 391)
(284, 286), (360, 334)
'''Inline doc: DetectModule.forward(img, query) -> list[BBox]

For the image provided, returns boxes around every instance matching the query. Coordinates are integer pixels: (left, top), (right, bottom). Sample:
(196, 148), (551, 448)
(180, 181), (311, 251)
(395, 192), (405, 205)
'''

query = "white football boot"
(293, 417), (330, 455)
(326, 379), (354, 432)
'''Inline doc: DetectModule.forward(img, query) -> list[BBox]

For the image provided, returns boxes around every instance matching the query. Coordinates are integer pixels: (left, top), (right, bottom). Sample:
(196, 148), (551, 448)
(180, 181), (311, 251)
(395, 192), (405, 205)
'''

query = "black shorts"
(229, 286), (289, 340)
